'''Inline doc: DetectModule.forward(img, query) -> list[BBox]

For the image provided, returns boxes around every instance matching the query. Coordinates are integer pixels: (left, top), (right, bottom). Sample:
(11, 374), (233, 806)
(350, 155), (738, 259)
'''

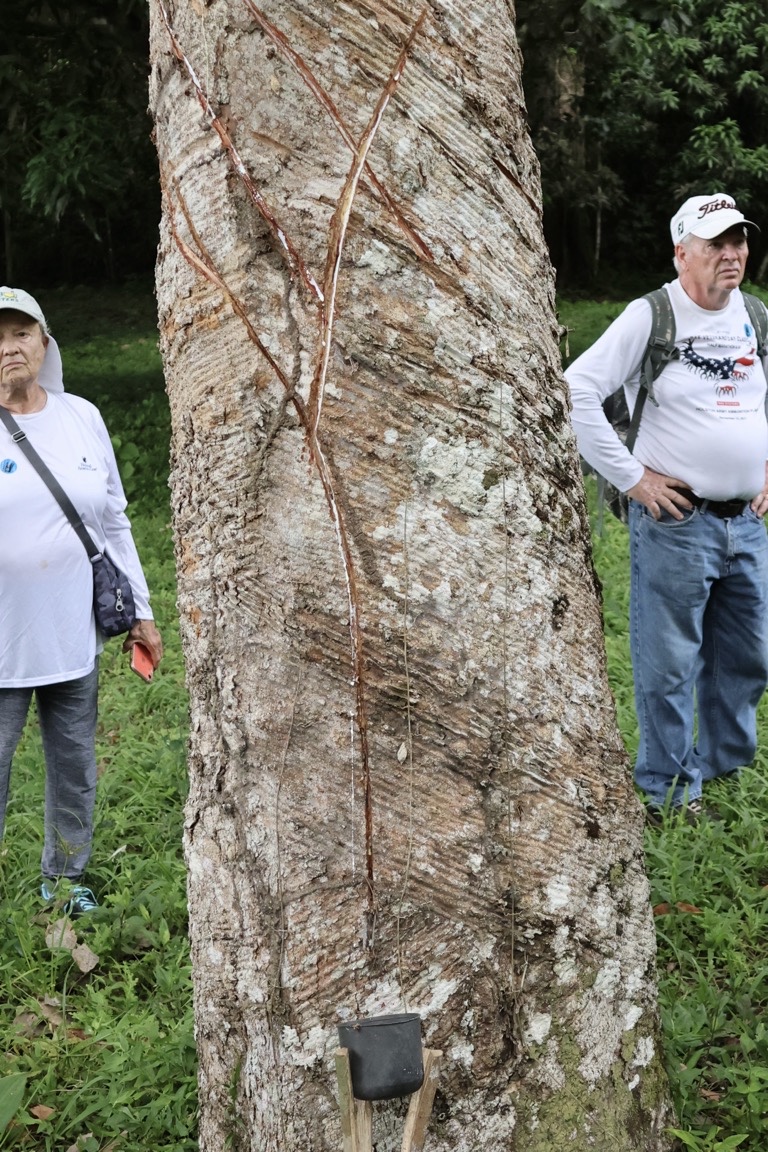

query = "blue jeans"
(629, 500), (768, 807)
(0, 663), (99, 880)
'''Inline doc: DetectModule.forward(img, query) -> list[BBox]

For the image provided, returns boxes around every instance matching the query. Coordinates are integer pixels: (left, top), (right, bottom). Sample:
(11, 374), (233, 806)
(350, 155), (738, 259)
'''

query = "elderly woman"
(0, 287), (162, 915)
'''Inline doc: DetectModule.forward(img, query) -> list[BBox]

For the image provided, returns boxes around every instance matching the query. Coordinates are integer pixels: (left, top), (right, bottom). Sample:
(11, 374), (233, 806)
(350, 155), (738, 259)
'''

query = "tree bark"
(149, 2), (673, 1149)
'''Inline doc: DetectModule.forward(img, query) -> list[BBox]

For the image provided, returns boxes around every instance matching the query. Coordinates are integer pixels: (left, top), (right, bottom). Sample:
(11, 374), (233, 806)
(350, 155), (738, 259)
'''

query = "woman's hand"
(122, 619), (164, 668)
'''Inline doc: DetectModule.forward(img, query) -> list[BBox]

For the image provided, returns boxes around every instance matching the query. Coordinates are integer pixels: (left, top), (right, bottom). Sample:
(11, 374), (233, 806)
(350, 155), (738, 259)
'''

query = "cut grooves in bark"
(240, 0), (434, 264)
(310, 8), (429, 437)
(158, 0), (324, 302)
(159, 0), (430, 945)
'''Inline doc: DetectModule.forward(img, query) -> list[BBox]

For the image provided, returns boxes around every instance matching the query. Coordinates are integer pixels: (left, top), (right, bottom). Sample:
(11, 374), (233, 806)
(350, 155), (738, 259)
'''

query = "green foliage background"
(2, 1), (158, 285)
(517, 0), (768, 286)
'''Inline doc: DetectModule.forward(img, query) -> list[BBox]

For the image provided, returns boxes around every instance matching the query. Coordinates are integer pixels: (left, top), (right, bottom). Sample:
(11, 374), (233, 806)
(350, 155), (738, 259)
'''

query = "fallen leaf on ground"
(64, 1134), (126, 1152)
(46, 919), (77, 951)
(653, 902), (703, 916)
(30, 1104), (56, 1120)
(13, 1011), (44, 1037)
(72, 943), (99, 973)
(66, 1135), (95, 1152)
(39, 1001), (64, 1027)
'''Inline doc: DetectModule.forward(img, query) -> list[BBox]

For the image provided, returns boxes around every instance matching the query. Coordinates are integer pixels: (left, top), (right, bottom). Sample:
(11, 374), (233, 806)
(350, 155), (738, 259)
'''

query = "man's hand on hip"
(750, 461), (768, 517)
(626, 468), (693, 521)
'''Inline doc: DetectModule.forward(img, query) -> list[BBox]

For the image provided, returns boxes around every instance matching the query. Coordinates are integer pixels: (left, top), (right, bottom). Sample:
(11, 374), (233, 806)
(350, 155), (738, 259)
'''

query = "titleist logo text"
(698, 197), (736, 218)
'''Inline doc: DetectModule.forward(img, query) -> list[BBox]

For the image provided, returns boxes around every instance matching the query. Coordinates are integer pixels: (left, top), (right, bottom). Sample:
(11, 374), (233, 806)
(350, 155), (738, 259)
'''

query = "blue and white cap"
(0, 286), (63, 393)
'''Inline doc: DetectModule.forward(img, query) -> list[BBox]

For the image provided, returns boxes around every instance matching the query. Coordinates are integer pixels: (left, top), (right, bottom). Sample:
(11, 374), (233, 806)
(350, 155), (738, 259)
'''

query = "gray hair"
(673, 234), (692, 274)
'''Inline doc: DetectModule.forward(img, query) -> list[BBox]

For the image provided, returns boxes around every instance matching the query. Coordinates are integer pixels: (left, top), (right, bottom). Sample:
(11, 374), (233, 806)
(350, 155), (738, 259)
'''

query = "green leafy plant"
(517, 0), (768, 284)
(0, 1074), (27, 1133)
(0, 0), (158, 283)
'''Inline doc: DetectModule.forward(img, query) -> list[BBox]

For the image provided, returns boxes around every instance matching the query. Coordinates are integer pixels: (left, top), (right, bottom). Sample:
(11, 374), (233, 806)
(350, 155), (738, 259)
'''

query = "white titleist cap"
(0, 286), (63, 393)
(670, 193), (759, 244)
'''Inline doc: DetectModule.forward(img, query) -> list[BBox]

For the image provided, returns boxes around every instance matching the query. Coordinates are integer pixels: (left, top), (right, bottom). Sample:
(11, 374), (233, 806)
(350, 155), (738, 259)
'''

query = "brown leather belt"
(673, 487), (748, 519)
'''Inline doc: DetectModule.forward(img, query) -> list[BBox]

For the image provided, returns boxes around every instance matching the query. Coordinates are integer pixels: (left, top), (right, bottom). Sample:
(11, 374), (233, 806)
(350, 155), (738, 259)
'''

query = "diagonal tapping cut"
(160, 2), (430, 948)
(240, 0), (434, 266)
(158, 0), (323, 304)
(166, 177), (296, 400)
(168, 175), (375, 940)
(308, 8), (429, 438)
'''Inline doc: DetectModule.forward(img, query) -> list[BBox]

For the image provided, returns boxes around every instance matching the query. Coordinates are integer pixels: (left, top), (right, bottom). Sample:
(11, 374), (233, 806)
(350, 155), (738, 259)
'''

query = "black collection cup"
(337, 1013), (424, 1100)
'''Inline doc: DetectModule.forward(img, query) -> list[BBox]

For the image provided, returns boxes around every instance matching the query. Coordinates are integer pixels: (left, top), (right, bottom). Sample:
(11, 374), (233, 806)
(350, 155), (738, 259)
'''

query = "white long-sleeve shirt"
(0, 392), (152, 686)
(565, 278), (768, 501)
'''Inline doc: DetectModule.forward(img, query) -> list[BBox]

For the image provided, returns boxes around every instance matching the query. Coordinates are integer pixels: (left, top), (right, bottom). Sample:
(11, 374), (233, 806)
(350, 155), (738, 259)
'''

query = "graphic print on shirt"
(680, 322), (757, 387)
(0, 459), (17, 473)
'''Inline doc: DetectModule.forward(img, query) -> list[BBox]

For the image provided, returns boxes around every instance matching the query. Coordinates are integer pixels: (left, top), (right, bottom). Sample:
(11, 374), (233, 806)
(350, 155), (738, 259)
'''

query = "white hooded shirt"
(0, 391), (152, 686)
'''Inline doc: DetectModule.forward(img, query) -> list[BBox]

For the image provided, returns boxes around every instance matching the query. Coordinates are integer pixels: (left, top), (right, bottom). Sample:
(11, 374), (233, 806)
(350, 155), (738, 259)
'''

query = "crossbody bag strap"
(0, 405), (100, 561)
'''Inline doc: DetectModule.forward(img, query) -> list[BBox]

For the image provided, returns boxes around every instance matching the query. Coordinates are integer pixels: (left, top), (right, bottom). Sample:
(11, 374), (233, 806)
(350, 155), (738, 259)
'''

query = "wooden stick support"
(335, 1046), (443, 1152)
(335, 1048), (373, 1152)
(401, 1050), (442, 1152)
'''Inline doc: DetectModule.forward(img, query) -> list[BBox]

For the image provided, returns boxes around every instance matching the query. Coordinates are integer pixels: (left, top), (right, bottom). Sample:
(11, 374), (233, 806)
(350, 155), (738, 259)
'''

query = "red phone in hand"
(130, 642), (154, 682)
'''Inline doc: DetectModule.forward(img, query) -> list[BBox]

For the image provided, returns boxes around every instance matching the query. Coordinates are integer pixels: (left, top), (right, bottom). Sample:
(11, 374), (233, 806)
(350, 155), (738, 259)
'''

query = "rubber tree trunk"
(149, 1), (674, 1149)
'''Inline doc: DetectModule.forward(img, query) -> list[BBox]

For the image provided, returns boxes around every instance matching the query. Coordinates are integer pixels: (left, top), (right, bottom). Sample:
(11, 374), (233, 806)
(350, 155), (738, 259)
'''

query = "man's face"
(0, 310), (48, 390)
(676, 225), (749, 303)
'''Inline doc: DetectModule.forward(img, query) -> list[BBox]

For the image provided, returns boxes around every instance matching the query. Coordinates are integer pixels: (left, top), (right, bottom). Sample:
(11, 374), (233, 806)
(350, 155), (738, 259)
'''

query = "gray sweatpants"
(0, 662), (99, 880)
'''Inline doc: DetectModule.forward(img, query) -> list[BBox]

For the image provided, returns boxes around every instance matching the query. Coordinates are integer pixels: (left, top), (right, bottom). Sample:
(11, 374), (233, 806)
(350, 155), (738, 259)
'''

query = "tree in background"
(1, 0), (158, 284)
(517, 0), (768, 285)
(150, 1), (673, 1148)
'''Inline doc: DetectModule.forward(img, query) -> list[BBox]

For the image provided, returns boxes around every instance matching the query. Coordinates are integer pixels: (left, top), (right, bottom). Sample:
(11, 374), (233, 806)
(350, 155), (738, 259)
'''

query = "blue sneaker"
(41, 880), (99, 917)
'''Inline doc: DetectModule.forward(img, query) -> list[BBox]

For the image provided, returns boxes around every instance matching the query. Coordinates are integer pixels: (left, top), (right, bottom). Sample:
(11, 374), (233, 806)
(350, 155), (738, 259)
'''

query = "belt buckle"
(709, 498), (745, 518)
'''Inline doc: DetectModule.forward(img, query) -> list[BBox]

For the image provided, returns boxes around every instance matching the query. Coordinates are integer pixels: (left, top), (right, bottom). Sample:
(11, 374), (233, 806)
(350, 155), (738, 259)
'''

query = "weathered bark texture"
(149, 2), (673, 1149)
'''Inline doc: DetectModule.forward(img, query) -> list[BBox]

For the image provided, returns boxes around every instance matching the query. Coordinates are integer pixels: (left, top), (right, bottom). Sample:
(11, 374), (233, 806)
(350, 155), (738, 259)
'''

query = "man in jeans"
(566, 193), (768, 822)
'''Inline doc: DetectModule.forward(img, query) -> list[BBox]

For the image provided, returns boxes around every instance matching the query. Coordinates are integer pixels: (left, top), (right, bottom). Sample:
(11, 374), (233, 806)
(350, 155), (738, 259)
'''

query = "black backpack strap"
(626, 288), (678, 454)
(741, 292), (768, 422)
(742, 291), (768, 361)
